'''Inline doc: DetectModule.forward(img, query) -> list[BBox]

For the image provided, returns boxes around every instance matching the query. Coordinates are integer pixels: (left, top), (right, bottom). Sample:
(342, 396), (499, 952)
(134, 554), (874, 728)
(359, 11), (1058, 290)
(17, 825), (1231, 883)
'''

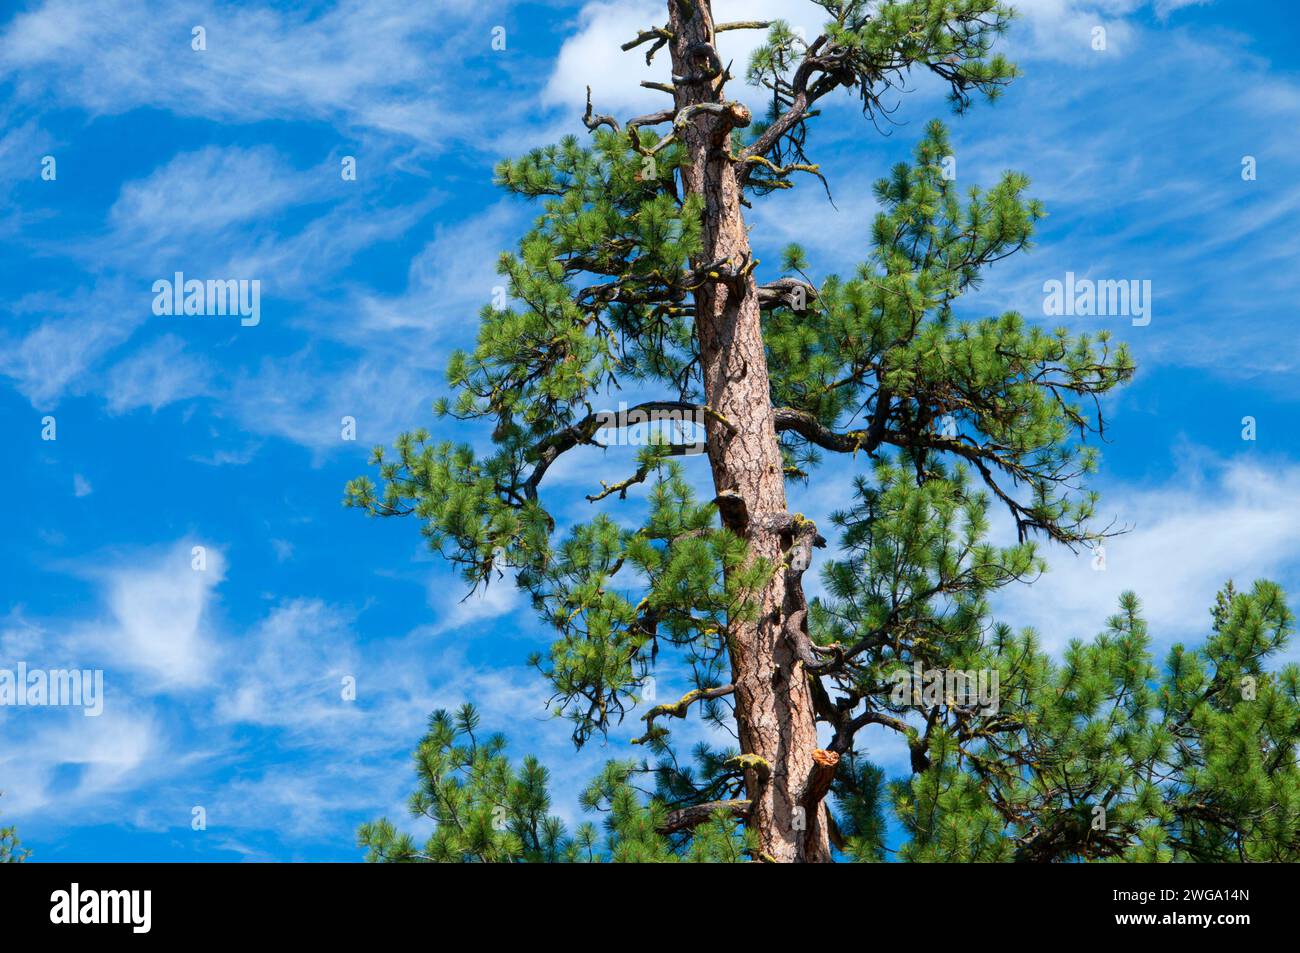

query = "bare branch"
(621, 26), (672, 51)
(582, 86), (620, 133)
(626, 108), (675, 135)
(622, 26), (672, 65)
(633, 684), (735, 744)
(800, 749), (840, 816)
(657, 799), (750, 835)
(587, 467), (651, 503)
(528, 401), (732, 499)
(774, 406), (879, 455)
(715, 21), (772, 34)
(757, 277), (818, 310)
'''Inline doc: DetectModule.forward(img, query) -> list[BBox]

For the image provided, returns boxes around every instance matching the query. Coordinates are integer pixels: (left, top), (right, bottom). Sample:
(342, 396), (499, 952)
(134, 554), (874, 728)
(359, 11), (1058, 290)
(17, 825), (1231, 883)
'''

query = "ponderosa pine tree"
(347, 1), (1299, 862)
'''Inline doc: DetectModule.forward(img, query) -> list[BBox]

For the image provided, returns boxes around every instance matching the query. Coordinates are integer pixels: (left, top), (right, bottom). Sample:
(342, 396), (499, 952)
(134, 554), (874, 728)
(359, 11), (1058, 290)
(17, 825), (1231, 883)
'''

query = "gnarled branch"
(657, 799), (750, 835)
(757, 277), (818, 310)
(633, 683), (735, 744)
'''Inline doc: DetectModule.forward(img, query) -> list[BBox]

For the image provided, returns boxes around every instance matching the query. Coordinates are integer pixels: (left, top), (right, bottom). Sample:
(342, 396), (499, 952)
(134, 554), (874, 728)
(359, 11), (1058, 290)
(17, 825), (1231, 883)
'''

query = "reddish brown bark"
(666, 0), (831, 863)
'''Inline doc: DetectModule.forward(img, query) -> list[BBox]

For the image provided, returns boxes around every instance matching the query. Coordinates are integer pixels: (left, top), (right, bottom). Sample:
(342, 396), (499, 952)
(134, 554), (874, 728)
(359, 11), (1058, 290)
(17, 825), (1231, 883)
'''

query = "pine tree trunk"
(666, 0), (832, 863)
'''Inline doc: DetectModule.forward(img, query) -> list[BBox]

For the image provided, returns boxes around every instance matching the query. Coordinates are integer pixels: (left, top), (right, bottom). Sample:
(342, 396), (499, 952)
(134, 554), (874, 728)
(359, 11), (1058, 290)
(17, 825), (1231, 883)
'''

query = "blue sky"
(0, 0), (1297, 861)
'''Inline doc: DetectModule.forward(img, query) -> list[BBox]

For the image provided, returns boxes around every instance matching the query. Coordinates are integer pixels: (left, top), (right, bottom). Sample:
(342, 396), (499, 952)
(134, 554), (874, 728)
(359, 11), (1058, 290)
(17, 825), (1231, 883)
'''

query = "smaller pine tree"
(0, 795), (29, 863)
(359, 704), (762, 862)
(358, 704), (582, 862)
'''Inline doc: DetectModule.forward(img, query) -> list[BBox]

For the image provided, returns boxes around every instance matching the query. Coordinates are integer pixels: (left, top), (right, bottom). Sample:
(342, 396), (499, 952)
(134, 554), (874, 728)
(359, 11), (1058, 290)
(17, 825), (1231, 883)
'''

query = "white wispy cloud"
(994, 453), (1300, 654)
(352, 200), (522, 337)
(227, 352), (440, 457)
(74, 541), (227, 691)
(105, 334), (214, 414)
(429, 576), (526, 635)
(0, 110), (55, 237)
(102, 146), (317, 258)
(0, 702), (163, 815)
(1153, 0), (1212, 16)
(0, 543), (545, 832)
(214, 599), (362, 735)
(0, 0), (507, 148)
(0, 282), (146, 406)
(6, 140), (447, 417)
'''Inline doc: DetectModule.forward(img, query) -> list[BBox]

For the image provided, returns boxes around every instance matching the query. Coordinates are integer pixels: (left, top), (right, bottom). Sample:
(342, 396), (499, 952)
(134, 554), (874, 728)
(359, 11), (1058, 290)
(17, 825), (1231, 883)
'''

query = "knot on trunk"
(690, 253), (758, 296)
(673, 40), (723, 86)
(751, 511), (827, 576)
(713, 489), (749, 530)
(724, 101), (751, 128)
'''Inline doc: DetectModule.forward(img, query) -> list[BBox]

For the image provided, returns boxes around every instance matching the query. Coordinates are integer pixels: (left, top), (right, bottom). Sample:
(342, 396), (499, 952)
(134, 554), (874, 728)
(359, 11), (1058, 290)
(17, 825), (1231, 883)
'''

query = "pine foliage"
(349, 2), (1292, 861)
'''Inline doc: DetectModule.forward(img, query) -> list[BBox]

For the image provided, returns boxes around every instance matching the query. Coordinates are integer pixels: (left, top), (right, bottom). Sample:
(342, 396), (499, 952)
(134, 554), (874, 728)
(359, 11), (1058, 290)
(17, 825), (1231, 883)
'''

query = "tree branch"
(633, 684), (735, 744)
(757, 277), (818, 310)
(773, 406), (880, 455)
(800, 749), (840, 814)
(657, 799), (750, 835)
(622, 26), (672, 65)
(526, 401), (731, 498)
(582, 86), (620, 133)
